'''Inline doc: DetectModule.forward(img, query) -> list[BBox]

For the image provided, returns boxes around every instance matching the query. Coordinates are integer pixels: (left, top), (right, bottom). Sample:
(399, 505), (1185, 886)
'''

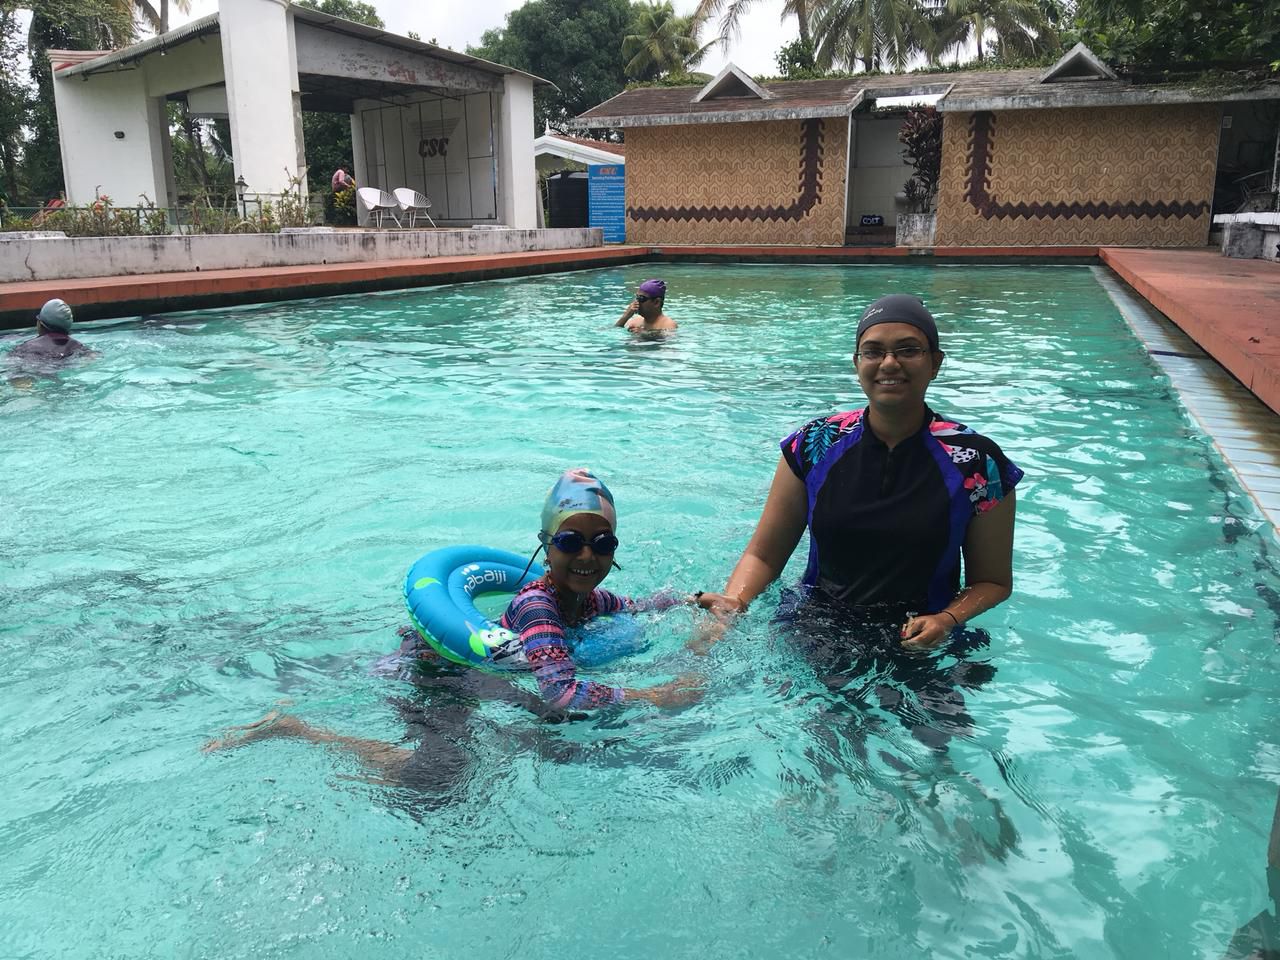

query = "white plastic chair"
(356, 187), (402, 228)
(393, 188), (437, 228)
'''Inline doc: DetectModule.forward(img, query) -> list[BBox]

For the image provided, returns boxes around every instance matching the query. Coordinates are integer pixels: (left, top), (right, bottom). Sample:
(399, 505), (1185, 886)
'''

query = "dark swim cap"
(37, 298), (74, 333)
(855, 294), (939, 351)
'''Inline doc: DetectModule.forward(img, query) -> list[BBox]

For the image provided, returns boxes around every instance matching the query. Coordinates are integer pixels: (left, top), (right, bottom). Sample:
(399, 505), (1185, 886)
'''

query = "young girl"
(486, 467), (701, 709)
(204, 469), (702, 782)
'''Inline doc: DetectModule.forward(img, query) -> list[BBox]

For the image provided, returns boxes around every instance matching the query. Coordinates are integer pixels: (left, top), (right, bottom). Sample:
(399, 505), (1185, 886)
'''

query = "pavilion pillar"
(219, 0), (306, 205)
(498, 74), (536, 228)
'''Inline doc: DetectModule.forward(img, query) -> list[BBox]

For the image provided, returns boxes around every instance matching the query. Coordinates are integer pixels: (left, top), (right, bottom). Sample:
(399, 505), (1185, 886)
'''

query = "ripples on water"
(1, 265), (1277, 959)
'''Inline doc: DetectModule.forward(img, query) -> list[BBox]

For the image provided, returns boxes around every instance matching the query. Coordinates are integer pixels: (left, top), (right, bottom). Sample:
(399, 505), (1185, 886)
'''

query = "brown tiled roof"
(570, 67), (1279, 127)
(550, 133), (626, 155)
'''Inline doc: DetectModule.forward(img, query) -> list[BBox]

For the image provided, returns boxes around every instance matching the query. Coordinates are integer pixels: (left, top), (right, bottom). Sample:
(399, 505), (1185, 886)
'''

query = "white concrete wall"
(220, 0), (303, 198)
(187, 84), (229, 118)
(849, 116), (914, 226)
(350, 112), (369, 227)
(0, 228), (603, 282)
(499, 74), (537, 228)
(143, 37), (225, 98)
(51, 66), (170, 206)
(294, 24), (500, 96)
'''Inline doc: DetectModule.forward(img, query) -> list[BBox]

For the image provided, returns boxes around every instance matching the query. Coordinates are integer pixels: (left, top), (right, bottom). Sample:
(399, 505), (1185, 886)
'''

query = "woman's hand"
(630, 674), (704, 708)
(694, 592), (747, 623)
(899, 613), (955, 650)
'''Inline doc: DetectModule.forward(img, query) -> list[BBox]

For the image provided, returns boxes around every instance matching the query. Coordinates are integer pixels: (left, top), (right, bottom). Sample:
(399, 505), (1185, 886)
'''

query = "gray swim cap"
(855, 294), (938, 351)
(37, 299), (74, 333)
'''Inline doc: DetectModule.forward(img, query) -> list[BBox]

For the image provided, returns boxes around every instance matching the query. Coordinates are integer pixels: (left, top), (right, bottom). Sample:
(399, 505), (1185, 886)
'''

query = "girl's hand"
(631, 674), (704, 708)
(900, 613), (955, 650)
(686, 617), (726, 656)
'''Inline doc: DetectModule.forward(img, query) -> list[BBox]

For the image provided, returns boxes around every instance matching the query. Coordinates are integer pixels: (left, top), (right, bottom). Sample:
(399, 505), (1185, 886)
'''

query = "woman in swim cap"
(697, 293), (1021, 649)
(615, 279), (676, 332)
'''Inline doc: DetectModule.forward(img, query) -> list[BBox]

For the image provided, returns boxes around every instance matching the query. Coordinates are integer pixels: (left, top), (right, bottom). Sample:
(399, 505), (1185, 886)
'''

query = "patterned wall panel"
(625, 118), (848, 245)
(935, 104), (1218, 247)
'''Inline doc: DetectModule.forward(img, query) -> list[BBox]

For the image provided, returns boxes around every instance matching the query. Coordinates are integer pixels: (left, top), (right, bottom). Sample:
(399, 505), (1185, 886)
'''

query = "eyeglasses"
(854, 345), (929, 362)
(546, 530), (619, 556)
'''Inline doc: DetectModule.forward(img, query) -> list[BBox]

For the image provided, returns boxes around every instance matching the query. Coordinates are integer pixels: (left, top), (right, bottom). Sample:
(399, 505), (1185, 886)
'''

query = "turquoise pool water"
(1, 264), (1277, 959)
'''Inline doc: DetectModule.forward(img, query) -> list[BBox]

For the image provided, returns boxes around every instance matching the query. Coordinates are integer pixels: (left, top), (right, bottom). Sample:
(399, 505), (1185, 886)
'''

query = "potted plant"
(896, 106), (942, 247)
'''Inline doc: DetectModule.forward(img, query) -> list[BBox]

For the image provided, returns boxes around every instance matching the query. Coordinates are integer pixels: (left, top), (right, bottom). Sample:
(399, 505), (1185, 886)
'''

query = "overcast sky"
(174, 0), (797, 77)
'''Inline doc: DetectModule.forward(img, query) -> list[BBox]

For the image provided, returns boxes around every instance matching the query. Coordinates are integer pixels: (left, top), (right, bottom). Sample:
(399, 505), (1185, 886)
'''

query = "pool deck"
(1099, 248), (1280, 417)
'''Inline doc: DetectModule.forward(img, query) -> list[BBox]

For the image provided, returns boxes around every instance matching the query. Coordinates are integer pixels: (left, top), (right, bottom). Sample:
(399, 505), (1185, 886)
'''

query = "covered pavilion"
(48, 0), (548, 227)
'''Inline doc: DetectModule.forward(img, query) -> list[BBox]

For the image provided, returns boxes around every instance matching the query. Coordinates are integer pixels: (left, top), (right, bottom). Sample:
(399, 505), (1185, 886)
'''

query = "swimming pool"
(2, 264), (1276, 958)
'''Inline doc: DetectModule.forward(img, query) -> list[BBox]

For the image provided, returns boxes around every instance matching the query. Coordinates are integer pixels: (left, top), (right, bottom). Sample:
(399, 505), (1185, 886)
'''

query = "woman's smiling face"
(855, 322), (944, 410)
(545, 513), (615, 595)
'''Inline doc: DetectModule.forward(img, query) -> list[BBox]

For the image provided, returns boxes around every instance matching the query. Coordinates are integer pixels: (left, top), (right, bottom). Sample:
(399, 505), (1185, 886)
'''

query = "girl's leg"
(203, 711), (414, 781)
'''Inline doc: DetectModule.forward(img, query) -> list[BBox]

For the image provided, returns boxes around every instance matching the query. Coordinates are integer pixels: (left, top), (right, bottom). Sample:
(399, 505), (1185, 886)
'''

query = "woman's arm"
(696, 455), (808, 623)
(901, 489), (1016, 650)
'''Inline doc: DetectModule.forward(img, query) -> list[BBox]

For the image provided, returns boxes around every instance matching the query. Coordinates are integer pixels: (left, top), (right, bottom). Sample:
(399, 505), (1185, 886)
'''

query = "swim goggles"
(545, 530), (619, 555)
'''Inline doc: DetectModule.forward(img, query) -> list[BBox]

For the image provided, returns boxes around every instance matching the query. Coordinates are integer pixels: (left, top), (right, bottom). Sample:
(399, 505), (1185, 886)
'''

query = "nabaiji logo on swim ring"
(462, 565), (507, 593)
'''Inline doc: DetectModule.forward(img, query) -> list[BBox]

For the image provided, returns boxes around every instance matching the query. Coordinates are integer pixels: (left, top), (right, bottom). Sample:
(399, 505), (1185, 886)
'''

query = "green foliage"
(927, 0), (1063, 63)
(2, 191), (170, 235)
(774, 37), (822, 79)
(302, 111), (354, 195)
(169, 103), (235, 204)
(625, 71), (713, 88)
(0, 8), (27, 204)
(273, 169), (312, 228)
(1070, 0), (1280, 71)
(695, 0), (814, 49)
(898, 105), (942, 212)
(467, 0), (639, 133)
(811, 0), (930, 72)
(293, 0), (384, 28)
(327, 185), (357, 225)
(621, 1), (709, 80)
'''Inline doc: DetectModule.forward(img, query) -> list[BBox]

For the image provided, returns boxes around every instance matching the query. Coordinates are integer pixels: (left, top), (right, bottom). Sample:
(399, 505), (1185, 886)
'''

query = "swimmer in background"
(6, 299), (97, 388)
(9, 299), (93, 362)
(204, 468), (704, 786)
(615, 279), (676, 333)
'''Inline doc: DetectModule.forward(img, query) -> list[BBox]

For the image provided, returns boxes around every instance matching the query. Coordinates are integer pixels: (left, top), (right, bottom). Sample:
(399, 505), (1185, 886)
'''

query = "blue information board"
(588, 164), (626, 243)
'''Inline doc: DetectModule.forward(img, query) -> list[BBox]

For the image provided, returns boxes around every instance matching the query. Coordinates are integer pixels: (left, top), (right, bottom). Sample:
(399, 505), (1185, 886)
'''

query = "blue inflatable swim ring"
(403, 545), (642, 669)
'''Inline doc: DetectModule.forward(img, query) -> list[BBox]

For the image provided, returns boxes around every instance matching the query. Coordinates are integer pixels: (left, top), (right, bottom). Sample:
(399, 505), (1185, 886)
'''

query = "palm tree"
(125, 0), (193, 35)
(809, 0), (929, 72)
(927, 0), (1060, 62)
(622, 2), (711, 81)
(693, 0), (814, 52)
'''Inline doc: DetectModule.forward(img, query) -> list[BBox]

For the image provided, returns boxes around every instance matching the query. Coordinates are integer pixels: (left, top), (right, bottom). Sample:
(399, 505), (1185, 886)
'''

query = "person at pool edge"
(205, 469), (703, 776)
(10, 299), (91, 362)
(694, 293), (1021, 649)
(615, 279), (676, 333)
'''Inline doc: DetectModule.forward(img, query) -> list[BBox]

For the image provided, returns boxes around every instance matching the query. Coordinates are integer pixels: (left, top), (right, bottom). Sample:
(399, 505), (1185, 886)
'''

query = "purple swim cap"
(637, 279), (666, 299)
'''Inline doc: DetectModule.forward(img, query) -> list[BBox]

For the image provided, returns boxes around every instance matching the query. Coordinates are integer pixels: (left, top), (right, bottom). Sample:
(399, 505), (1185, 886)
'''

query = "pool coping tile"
(1093, 266), (1280, 539)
